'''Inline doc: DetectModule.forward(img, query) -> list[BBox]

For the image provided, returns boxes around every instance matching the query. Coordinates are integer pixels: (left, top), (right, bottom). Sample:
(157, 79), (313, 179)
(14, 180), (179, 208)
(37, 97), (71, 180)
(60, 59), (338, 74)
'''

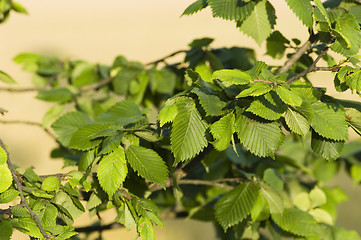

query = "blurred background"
(0, 0), (360, 239)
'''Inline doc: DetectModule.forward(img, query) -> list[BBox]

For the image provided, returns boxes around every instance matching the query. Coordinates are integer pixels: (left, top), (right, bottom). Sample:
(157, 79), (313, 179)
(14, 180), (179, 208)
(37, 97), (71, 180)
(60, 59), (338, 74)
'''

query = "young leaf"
(275, 86), (302, 106)
(192, 88), (226, 116)
(69, 124), (108, 151)
(208, 0), (256, 22)
(235, 110), (284, 158)
(126, 145), (168, 187)
(284, 0), (313, 28)
(236, 83), (272, 98)
(41, 176), (61, 192)
(311, 131), (344, 161)
(246, 92), (288, 120)
(211, 69), (252, 87)
(284, 108), (310, 136)
(239, 0), (276, 45)
(171, 98), (208, 164)
(210, 113), (235, 151)
(215, 182), (259, 231)
(158, 104), (178, 127)
(181, 0), (208, 16)
(0, 164), (12, 193)
(138, 217), (155, 240)
(0, 189), (19, 203)
(0, 70), (16, 84)
(97, 147), (127, 198)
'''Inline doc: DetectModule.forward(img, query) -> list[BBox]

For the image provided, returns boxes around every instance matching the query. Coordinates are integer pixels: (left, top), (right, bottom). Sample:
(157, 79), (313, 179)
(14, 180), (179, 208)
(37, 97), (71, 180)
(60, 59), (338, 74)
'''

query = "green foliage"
(2, 0), (361, 239)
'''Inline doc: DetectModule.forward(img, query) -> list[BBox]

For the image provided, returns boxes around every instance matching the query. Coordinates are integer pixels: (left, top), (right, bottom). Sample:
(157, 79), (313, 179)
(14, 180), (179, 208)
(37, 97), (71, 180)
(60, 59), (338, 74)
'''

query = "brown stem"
(145, 50), (187, 66)
(0, 138), (54, 239)
(0, 87), (39, 92)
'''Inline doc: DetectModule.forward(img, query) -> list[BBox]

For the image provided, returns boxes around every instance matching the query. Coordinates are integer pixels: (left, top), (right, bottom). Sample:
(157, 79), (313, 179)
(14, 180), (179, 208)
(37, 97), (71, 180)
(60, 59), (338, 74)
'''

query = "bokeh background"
(0, 0), (361, 239)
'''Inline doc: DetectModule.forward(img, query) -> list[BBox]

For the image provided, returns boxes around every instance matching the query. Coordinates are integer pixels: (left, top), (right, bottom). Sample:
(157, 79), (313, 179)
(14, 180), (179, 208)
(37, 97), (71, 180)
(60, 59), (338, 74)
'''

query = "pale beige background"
(0, 1), (360, 239)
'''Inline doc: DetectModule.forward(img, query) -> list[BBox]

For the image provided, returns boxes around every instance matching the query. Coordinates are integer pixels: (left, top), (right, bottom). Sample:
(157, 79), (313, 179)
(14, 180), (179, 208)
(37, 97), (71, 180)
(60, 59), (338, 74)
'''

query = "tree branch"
(79, 78), (112, 92)
(286, 47), (329, 84)
(75, 222), (122, 233)
(0, 87), (39, 92)
(0, 138), (54, 239)
(145, 50), (187, 66)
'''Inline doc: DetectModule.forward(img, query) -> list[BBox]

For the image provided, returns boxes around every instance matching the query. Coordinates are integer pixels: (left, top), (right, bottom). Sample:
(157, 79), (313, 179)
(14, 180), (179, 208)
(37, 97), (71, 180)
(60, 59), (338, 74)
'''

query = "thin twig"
(286, 47), (329, 84)
(75, 222), (122, 232)
(178, 179), (234, 190)
(145, 50), (187, 66)
(0, 138), (54, 239)
(0, 87), (39, 92)
(79, 78), (112, 92)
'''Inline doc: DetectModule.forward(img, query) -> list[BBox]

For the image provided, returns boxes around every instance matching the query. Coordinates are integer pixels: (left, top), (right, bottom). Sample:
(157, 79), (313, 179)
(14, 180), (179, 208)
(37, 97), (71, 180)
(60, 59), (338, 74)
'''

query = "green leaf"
(138, 217), (155, 240)
(0, 221), (13, 240)
(158, 103), (178, 127)
(260, 181), (284, 214)
(86, 192), (102, 210)
(99, 133), (123, 155)
(0, 189), (19, 203)
(310, 102), (348, 141)
(79, 150), (95, 171)
(69, 124), (108, 150)
(192, 88), (226, 116)
(96, 100), (143, 126)
(134, 131), (161, 142)
(263, 169), (283, 192)
(36, 88), (74, 103)
(11, 2), (28, 14)
(188, 37), (214, 48)
(126, 145), (168, 187)
(52, 111), (92, 147)
(246, 92), (288, 120)
(266, 31), (290, 59)
(314, 0), (331, 26)
(210, 113), (235, 151)
(311, 131), (344, 161)
(181, 0), (208, 16)
(41, 176), (61, 192)
(349, 6), (361, 24)
(54, 191), (84, 220)
(284, 108), (310, 136)
(239, 0), (276, 45)
(171, 98), (208, 164)
(149, 68), (176, 95)
(10, 218), (43, 238)
(40, 204), (58, 227)
(272, 208), (318, 237)
(211, 69), (252, 87)
(236, 83), (272, 98)
(215, 182), (259, 231)
(71, 62), (99, 87)
(275, 86), (302, 106)
(97, 147), (128, 198)
(0, 70), (16, 84)
(0, 146), (7, 164)
(208, 0), (257, 22)
(284, 0), (313, 28)
(0, 164), (12, 193)
(42, 104), (65, 128)
(345, 108), (361, 136)
(309, 186), (327, 208)
(235, 110), (285, 158)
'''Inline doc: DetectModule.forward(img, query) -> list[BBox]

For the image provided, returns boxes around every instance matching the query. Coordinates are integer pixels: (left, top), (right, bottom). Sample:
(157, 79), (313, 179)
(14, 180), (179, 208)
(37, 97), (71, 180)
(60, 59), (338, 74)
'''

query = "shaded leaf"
(285, 0), (313, 28)
(284, 108), (310, 136)
(210, 113), (235, 151)
(192, 88), (226, 116)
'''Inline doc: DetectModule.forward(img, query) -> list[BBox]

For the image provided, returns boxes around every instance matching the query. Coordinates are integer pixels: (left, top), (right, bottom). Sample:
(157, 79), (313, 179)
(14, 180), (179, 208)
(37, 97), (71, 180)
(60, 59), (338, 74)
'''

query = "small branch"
(0, 138), (54, 239)
(75, 222), (122, 233)
(0, 87), (39, 92)
(79, 78), (112, 92)
(178, 179), (235, 190)
(286, 47), (329, 84)
(145, 50), (187, 66)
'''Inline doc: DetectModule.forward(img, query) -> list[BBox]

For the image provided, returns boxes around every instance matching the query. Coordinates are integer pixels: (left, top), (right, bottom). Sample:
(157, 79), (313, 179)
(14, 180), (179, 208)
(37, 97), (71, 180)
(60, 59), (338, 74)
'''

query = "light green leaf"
(138, 217), (155, 240)
(0, 146), (7, 165)
(69, 124), (108, 151)
(11, 2), (28, 14)
(235, 110), (284, 158)
(208, 0), (256, 22)
(0, 221), (13, 240)
(272, 208), (318, 236)
(239, 0), (276, 45)
(36, 88), (73, 103)
(309, 208), (333, 225)
(310, 102), (348, 141)
(210, 113), (235, 151)
(171, 98), (208, 164)
(181, 0), (208, 16)
(284, 0), (313, 28)
(42, 104), (65, 128)
(96, 100), (143, 126)
(10, 218), (43, 238)
(236, 83), (272, 98)
(275, 86), (302, 106)
(99, 133), (123, 155)
(314, 0), (331, 26)
(41, 176), (60, 192)
(134, 131), (161, 142)
(54, 192), (84, 220)
(79, 149), (95, 171)
(215, 182), (259, 231)
(211, 69), (252, 87)
(251, 193), (269, 221)
(284, 108), (310, 136)
(349, 6), (361, 24)
(345, 108), (361, 136)
(116, 202), (137, 230)
(0, 70), (16, 84)
(39, 204), (58, 227)
(52, 111), (93, 147)
(246, 92), (288, 120)
(86, 192), (102, 210)
(263, 169), (283, 192)
(158, 103), (178, 127)
(71, 62), (99, 87)
(0, 189), (19, 203)
(126, 145), (168, 187)
(0, 164), (12, 193)
(192, 88), (226, 116)
(351, 165), (361, 184)
(310, 186), (327, 208)
(311, 131), (344, 161)
(260, 181), (284, 214)
(98, 147), (127, 198)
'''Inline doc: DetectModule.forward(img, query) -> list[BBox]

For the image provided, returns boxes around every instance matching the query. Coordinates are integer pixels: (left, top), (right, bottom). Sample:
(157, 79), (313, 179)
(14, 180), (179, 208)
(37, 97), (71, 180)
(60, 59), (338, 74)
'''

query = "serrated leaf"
(99, 133), (123, 155)
(285, 0), (313, 28)
(293, 192), (311, 212)
(0, 221), (13, 240)
(0, 146), (7, 165)
(96, 100), (143, 126)
(215, 182), (259, 231)
(0, 189), (19, 203)
(275, 86), (302, 106)
(171, 98), (208, 163)
(69, 124), (108, 150)
(192, 88), (226, 116)
(211, 69), (252, 87)
(0, 164), (12, 193)
(41, 176), (60, 192)
(0, 70), (16, 84)
(208, 0), (257, 22)
(10, 218), (43, 238)
(42, 104), (65, 128)
(251, 193), (269, 221)
(246, 92), (288, 120)
(182, 0), (208, 16)
(345, 108), (361, 136)
(39, 204), (58, 227)
(126, 145), (168, 187)
(311, 131), (344, 161)
(86, 192), (102, 210)
(97, 147), (127, 198)
(134, 131), (161, 142)
(52, 111), (93, 147)
(239, 0), (276, 45)
(210, 113), (235, 151)
(158, 104), (178, 127)
(36, 88), (74, 103)
(272, 208), (318, 237)
(235, 110), (285, 158)
(260, 181), (284, 214)
(236, 83), (272, 98)
(138, 217), (155, 240)
(314, 0), (331, 26)
(310, 102), (348, 141)
(54, 191), (84, 220)
(284, 108), (310, 136)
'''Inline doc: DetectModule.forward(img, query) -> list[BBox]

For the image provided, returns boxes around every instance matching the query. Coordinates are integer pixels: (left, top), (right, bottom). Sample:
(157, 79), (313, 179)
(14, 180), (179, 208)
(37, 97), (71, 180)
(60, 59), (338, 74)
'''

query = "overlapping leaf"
(284, 108), (310, 136)
(208, 0), (256, 22)
(285, 0), (313, 28)
(210, 113), (235, 151)
(275, 86), (302, 106)
(211, 69), (252, 87)
(311, 131), (344, 161)
(246, 92), (288, 120)
(69, 124), (108, 150)
(236, 82), (272, 98)
(193, 88), (226, 116)
(181, 0), (208, 16)
(260, 181), (284, 214)
(345, 108), (361, 136)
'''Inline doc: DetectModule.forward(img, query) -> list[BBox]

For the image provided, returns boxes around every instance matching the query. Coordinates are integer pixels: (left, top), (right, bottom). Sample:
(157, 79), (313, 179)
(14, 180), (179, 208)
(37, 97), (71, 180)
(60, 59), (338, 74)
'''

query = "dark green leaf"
(36, 88), (73, 103)
(181, 0), (208, 16)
